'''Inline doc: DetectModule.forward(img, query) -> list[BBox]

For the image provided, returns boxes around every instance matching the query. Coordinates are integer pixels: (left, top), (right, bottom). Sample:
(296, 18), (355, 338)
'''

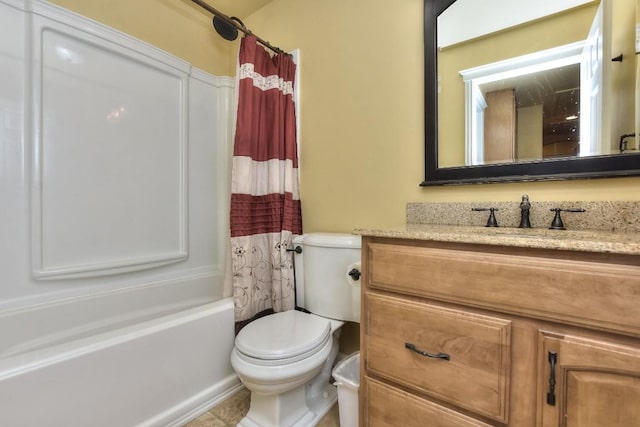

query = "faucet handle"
(549, 208), (585, 230)
(472, 207), (499, 227)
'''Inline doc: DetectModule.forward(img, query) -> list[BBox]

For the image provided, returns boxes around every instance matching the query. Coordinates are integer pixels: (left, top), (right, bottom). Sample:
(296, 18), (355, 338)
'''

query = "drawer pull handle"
(405, 342), (450, 361)
(547, 351), (557, 406)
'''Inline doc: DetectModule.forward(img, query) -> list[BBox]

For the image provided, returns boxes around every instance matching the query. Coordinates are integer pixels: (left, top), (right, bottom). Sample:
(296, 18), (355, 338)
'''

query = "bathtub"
(0, 280), (240, 427)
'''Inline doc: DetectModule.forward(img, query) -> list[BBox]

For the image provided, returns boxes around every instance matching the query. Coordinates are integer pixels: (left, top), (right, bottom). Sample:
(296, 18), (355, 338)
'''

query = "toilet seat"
(235, 310), (331, 366)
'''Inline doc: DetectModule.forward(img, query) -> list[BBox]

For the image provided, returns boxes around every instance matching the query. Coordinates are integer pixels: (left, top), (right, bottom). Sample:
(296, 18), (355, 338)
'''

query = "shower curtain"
(230, 35), (302, 323)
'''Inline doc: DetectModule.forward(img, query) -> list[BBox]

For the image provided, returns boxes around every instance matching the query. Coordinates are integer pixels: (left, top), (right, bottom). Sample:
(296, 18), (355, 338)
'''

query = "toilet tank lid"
(294, 233), (361, 249)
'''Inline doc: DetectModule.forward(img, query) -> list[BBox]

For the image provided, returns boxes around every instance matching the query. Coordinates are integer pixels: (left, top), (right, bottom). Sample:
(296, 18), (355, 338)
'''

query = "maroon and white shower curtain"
(230, 36), (302, 322)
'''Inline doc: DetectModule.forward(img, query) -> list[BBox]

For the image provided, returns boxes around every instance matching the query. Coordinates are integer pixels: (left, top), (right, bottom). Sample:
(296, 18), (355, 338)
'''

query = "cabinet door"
(538, 331), (640, 427)
(484, 88), (516, 163)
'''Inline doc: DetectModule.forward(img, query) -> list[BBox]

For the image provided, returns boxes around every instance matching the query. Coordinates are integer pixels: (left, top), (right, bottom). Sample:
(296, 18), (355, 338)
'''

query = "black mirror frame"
(421, 0), (640, 186)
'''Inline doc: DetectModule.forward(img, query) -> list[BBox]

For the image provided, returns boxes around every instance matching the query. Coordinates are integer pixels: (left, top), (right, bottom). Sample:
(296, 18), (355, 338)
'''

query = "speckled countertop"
(354, 223), (640, 256)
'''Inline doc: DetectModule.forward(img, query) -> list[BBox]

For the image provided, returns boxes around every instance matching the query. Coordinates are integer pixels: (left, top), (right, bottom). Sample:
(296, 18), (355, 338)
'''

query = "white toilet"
(230, 233), (361, 427)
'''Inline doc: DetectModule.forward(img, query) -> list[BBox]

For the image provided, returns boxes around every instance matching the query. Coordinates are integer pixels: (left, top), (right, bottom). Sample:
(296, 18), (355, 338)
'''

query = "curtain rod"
(190, 0), (288, 56)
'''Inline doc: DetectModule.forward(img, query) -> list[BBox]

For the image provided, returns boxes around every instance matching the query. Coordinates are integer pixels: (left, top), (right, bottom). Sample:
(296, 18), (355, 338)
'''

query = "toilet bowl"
(231, 311), (343, 427)
(230, 233), (361, 427)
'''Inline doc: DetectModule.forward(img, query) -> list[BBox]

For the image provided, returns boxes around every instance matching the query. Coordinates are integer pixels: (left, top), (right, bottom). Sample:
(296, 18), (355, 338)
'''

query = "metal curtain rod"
(190, 0), (288, 55)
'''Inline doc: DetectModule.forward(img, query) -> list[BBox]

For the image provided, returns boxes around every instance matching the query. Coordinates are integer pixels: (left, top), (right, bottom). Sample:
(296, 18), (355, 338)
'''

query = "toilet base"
(237, 383), (337, 427)
(306, 382), (338, 423)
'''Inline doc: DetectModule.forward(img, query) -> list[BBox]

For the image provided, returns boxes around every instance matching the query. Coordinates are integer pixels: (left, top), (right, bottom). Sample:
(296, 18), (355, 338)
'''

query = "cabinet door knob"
(405, 342), (450, 361)
(547, 351), (557, 406)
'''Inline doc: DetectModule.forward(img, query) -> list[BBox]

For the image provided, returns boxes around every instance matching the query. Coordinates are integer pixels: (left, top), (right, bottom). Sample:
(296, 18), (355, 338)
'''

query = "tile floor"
(183, 387), (341, 427)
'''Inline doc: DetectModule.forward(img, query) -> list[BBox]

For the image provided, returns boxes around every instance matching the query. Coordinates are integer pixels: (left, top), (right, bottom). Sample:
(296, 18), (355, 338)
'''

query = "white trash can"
(332, 352), (360, 427)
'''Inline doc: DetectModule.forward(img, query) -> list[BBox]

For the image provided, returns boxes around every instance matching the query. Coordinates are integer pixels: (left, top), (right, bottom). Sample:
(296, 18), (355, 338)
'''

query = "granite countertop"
(354, 224), (640, 256)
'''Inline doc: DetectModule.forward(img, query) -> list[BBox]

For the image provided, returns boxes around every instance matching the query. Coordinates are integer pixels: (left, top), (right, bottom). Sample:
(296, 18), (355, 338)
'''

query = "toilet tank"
(293, 233), (362, 323)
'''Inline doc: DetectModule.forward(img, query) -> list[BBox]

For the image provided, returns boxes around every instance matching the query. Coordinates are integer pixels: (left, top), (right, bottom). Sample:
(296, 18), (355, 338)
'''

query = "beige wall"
(47, 0), (640, 233)
(517, 105), (543, 161)
(243, 0), (426, 231)
(244, 0), (640, 233)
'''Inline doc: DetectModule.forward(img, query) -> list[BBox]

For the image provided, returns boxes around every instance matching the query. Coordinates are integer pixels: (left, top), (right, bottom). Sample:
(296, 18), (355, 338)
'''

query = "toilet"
(230, 233), (361, 427)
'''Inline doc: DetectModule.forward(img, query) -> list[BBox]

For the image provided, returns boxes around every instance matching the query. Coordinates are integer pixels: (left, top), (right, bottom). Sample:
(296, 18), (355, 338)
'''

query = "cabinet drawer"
(366, 242), (640, 336)
(364, 376), (493, 427)
(365, 294), (511, 422)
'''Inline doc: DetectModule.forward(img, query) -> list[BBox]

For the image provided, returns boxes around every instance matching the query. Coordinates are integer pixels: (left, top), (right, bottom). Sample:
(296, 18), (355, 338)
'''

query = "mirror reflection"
(436, 0), (637, 169)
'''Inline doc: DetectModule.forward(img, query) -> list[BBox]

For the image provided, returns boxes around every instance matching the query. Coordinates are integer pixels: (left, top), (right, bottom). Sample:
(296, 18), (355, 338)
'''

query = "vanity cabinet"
(359, 236), (640, 426)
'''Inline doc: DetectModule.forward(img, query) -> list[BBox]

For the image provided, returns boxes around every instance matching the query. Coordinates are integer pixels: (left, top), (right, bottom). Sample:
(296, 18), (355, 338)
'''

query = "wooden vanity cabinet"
(359, 236), (640, 426)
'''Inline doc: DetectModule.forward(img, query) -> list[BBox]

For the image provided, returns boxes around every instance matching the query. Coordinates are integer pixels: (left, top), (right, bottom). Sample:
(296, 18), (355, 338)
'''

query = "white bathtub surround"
(0, 0), (232, 309)
(0, 0), (236, 425)
(0, 274), (219, 359)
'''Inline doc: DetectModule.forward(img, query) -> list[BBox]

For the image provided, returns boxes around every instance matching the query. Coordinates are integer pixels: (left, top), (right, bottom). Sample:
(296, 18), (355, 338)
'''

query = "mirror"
(422, 0), (640, 185)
